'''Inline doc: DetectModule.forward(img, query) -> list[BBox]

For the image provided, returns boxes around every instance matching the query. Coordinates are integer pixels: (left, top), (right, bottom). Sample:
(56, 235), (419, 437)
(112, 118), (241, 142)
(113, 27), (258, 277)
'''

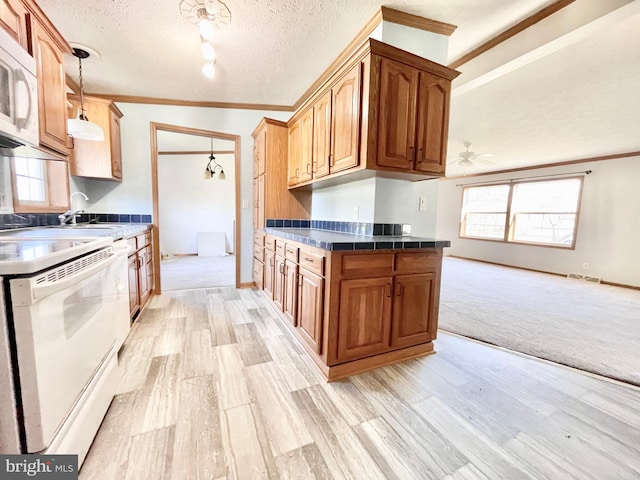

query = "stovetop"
(0, 236), (112, 275)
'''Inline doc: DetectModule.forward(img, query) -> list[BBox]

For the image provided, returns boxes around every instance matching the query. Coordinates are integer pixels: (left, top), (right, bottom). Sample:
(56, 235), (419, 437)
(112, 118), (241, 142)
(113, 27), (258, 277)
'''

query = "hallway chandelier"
(179, 0), (231, 79)
(203, 137), (225, 179)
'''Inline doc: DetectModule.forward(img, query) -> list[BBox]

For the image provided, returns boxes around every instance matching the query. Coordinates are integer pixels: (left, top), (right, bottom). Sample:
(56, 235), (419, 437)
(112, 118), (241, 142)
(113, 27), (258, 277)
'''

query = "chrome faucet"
(58, 209), (84, 225)
(60, 192), (89, 225)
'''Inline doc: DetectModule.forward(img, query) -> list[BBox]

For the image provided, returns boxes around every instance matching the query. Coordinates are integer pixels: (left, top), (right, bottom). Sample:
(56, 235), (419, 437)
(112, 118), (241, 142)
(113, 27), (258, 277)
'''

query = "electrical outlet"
(353, 206), (359, 220)
(582, 262), (590, 270)
(419, 196), (427, 211)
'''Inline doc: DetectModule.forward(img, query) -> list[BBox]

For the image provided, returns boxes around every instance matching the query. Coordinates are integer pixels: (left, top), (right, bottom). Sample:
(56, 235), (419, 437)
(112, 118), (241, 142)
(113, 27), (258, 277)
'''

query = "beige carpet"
(439, 257), (640, 386)
(161, 255), (235, 291)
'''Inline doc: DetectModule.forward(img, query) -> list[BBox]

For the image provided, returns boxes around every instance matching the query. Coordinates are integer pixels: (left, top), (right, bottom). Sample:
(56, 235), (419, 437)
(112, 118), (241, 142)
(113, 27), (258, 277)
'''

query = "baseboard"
(447, 255), (639, 290)
(238, 282), (256, 289)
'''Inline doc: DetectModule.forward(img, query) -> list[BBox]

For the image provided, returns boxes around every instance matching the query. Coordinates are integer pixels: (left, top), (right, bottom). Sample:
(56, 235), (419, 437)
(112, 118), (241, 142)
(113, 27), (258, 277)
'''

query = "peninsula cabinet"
(127, 228), (154, 320)
(256, 234), (443, 381)
(251, 118), (310, 230)
(29, 12), (71, 156)
(287, 39), (459, 188)
(68, 95), (124, 181)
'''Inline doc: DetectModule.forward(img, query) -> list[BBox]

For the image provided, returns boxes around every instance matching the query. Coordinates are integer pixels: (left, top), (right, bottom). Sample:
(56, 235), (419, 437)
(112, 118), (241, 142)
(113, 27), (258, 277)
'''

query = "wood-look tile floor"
(79, 288), (640, 480)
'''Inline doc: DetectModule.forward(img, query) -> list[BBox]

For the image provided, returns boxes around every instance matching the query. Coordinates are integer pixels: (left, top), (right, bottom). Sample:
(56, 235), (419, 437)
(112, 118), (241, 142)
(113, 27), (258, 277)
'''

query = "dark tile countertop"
(264, 228), (450, 251)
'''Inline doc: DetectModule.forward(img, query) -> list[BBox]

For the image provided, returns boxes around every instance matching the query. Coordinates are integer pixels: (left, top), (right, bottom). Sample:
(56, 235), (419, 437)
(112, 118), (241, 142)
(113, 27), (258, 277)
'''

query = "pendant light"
(203, 137), (225, 179)
(67, 48), (105, 141)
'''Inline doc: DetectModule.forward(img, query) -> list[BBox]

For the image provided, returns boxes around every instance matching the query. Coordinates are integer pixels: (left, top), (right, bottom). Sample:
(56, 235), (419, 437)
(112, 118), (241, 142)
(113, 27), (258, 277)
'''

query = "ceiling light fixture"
(67, 48), (104, 141)
(203, 137), (225, 180)
(180, 0), (230, 79)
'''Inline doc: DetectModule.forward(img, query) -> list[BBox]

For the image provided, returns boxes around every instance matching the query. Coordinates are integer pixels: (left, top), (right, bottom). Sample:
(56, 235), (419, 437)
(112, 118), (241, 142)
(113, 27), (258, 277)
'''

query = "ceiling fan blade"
(477, 153), (495, 158)
(475, 158), (495, 165)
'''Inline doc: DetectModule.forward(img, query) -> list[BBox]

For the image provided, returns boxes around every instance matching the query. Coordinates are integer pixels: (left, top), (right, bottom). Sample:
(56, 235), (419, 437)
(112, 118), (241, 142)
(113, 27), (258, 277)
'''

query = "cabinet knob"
(409, 146), (416, 163)
(306, 163), (311, 175)
(385, 282), (392, 297)
(328, 154), (333, 167)
(418, 148), (424, 164)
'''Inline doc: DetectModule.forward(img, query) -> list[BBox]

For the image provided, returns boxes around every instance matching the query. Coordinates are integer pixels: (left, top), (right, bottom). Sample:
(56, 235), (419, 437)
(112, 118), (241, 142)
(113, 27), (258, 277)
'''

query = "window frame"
(10, 157), (71, 213)
(459, 176), (584, 250)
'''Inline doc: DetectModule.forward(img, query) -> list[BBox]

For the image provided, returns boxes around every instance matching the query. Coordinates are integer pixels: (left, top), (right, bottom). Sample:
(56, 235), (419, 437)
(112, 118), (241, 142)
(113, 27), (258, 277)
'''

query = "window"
(10, 158), (70, 213)
(460, 177), (583, 248)
(14, 158), (47, 203)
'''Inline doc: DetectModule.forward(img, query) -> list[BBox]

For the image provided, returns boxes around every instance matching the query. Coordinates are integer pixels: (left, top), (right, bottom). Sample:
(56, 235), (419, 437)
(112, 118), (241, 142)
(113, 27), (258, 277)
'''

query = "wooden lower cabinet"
(255, 235), (443, 380)
(253, 258), (264, 290)
(297, 268), (324, 353)
(127, 228), (154, 320)
(337, 277), (392, 362)
(391, 273), (438, 348)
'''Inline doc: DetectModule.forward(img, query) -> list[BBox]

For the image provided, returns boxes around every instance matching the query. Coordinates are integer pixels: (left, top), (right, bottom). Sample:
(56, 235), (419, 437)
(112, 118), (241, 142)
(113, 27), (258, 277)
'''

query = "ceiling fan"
(447, 141), (495, 167)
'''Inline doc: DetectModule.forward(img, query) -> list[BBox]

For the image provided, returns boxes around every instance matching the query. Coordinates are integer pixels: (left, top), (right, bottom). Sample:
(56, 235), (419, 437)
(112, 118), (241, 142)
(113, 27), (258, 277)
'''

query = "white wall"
(311, 178), (376, 222)
(78, 103), (290, 283)
(436, 156), (640, 287)
(158, 153), (234, 255)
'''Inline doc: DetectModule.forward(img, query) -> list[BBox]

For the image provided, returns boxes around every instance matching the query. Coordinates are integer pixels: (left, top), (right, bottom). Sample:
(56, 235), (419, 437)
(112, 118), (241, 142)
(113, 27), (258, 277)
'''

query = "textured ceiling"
(36, 0), (640, 177)
(38, 0), (556, 105)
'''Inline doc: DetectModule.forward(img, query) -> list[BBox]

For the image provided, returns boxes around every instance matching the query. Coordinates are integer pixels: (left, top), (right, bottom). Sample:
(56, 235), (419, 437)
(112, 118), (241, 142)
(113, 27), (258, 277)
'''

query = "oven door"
(9, 245), (128, 453)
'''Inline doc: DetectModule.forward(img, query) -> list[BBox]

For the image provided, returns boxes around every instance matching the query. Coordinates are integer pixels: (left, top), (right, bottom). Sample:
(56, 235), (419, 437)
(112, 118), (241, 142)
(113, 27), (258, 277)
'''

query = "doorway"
(150, 122), (241, 293)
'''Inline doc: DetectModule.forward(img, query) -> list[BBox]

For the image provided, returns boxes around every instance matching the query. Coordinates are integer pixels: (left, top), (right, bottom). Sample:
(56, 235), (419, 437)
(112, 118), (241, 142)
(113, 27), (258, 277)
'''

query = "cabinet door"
(254, 127), (266, 178)
(264, 249), (275, 299)
(128, 254), (140, 317)
(252, 178), (258, 229)
(0, 0), (29, 49)
(283, 260), (298, 325)
(138, 250), (150, 307)
(297, 268), (324, 354)
(331, 64), (361, 173)
(31, 19), (69, 155)
(257, 174), (265, 228)
(391, 273), (438, 348)
(298, 108), (314, 183)
(253, 258), (264, 290)
(376, 58), (419, 170)
(337, 277), (392, 362)
(273, 254), (286, 311)
(110, 110), (123, 179)
(313, 91), (331, 179)
(287, 120), (301, 186)
(415, 72), (449, 175)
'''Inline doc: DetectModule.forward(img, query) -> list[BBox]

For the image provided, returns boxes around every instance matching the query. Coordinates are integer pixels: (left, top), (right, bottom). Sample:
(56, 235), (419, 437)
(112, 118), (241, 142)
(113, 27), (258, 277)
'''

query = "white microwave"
(0, 27), (38, 149)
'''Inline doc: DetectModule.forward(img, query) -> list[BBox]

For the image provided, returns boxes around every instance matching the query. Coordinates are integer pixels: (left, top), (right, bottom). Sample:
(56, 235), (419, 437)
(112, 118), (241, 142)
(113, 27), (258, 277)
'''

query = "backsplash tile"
(0, 212), (153, 230)
(268, 219), (407, 237)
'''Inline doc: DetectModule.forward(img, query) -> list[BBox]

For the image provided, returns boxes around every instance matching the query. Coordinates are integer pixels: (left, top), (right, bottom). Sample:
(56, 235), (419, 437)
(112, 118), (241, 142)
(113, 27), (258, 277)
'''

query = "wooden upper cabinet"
(288, 108), (313, 187)
(330, 64), (361, 173)
(257, 174), (265, 229)
(312, 91), (331, 179)
(377, 58), (419, 169)
(0, 0), (28, 49)
(68, 95), (123, 181)
(31, 17), (69, 155)
(415, 71), (449, 174)
(254, 127), (266, 178)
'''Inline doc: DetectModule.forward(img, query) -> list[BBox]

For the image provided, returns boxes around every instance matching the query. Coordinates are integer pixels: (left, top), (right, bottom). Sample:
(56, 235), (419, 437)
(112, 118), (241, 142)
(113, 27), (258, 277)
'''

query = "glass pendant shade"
(202, 62), (216, 78)
(68, 48), (105, 142)
(67, 117), (104, 141)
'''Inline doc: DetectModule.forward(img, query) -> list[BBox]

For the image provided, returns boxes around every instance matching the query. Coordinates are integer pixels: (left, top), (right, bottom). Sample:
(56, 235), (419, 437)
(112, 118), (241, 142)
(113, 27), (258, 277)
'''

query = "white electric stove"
(0, 230), (128, 465)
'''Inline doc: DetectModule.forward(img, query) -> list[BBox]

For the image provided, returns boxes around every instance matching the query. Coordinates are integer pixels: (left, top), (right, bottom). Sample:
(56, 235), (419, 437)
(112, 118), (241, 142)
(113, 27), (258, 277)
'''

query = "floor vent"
(567, 273), (601, 283)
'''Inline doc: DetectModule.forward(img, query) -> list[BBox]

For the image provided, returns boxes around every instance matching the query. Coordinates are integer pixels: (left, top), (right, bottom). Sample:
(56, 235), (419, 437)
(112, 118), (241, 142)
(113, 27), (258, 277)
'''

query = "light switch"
(242, 199), (249, 209)
(419, 196), (427, 211)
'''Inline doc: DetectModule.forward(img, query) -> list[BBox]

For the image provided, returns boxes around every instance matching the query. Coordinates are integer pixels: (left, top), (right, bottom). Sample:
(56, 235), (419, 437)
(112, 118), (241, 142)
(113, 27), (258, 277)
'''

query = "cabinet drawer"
(253, 244), (264, 262)
(253, 230), (265, 246)
(265, 235), (276, 251)
(127, 237), (137, 252)
(136, 233), (148, 248)
(340, 253), (394, 277)
(275, 240), (286, 256)
(299, 249), (325, 276)
(395, 251), (441, 273)
(285, 244), (299, 262)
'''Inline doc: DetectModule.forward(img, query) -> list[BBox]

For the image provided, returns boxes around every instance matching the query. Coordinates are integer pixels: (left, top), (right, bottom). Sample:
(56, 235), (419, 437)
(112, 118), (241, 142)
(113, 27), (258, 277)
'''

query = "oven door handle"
(12, 251), (121, 306)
